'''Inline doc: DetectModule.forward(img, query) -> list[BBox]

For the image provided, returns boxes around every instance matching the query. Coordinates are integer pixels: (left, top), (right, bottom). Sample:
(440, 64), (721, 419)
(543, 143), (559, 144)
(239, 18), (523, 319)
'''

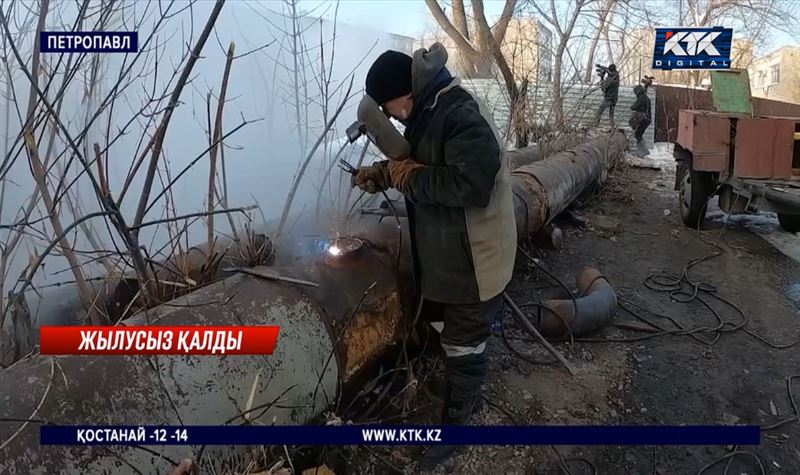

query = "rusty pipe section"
(538, 267), (617, 338)
(510, 131), (628, 240)
(0, 221), (409, 474)
(507, 134), (591, 170)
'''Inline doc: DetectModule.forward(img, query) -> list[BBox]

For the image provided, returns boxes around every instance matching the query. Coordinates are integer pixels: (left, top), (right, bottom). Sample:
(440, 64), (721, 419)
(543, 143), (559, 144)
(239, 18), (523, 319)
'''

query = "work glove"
(388, 158), (424, 192)
(352, 160), (391, 194)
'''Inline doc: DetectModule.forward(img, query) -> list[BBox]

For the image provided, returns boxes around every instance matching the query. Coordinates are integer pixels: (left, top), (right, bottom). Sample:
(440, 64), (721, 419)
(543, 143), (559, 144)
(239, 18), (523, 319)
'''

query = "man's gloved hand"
(388, 158), (424, 192)
(352, 160), (391, 194)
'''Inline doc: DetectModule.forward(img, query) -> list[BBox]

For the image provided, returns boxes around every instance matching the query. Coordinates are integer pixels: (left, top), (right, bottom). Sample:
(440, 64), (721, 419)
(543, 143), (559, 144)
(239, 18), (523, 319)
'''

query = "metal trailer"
(673, 69), (800, 231)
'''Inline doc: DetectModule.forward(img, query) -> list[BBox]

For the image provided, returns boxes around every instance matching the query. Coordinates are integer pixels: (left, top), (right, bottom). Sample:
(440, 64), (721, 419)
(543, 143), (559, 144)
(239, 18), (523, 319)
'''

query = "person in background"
(629, 84), (652, 157)
(594, 64), (619, 128)
(352, 43), (517, 469)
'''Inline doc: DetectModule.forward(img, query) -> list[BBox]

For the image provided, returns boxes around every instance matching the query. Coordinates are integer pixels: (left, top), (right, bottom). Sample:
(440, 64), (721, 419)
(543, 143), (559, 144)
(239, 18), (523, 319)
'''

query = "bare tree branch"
(131, 0), (226, 234)
(207, 41), (235, 257)
(424, 0), (479, 58)
(452, 0), (471, 40)
(276, 75), (354, 241)
(493, 0), (518, 44)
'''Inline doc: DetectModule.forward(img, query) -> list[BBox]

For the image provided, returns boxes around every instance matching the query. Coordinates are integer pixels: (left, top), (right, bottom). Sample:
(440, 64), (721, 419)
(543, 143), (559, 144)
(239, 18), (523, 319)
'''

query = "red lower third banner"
(39, 326), (280, 355)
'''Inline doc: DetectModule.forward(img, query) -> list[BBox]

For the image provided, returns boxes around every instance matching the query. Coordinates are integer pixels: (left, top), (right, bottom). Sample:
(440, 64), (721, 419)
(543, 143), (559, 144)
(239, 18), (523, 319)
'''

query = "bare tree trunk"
(24, 131), (106, 325)
(530, 0), (588, 127)
(207, 42), (235, 258)
(553, 43), (565, 126)
(472, 0), (525, 145)
(0, 37), (11, 324)
(584, 0), (614, 83)
(424, 0), (517, 79)
(452, 0), (470, 41)
(289, 0), (305, 152)
(132, 0), (226, 234)
(16, 0), (104, 325)
(470, 1), (493, 78)
(493, 0), (518, 44)
(603, 20), (614, 66)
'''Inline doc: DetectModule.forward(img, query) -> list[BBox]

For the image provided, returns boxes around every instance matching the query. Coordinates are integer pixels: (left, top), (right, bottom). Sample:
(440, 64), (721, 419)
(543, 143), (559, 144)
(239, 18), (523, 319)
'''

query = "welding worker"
(629, 84), (652, 156)
(594, 63), (619, 128)
(352, 44), (517, 468)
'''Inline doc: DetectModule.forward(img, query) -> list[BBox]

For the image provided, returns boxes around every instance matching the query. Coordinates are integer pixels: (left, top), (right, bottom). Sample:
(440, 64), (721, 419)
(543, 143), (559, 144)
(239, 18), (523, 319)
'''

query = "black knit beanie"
(365, 50), (413, 105)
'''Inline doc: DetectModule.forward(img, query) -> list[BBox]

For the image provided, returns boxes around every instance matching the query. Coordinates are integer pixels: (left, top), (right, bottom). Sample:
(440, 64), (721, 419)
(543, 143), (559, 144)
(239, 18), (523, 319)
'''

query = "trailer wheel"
(678, 159), (715, 229)
(778, 213), (800, 233)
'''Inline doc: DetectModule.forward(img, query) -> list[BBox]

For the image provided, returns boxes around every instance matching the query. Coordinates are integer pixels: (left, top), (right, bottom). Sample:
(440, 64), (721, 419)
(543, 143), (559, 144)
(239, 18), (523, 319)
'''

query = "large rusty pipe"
(539, 267), (617, 338)
(0, 221), (410, 473)
(510, 131), (628, 240)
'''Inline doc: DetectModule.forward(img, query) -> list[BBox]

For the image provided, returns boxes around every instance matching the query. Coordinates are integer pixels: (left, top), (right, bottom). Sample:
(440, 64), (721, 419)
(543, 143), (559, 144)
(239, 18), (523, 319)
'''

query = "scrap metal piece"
(503, 292), (578, 376)
(539, 267), (617, 338)
(222, 266), (319, 287)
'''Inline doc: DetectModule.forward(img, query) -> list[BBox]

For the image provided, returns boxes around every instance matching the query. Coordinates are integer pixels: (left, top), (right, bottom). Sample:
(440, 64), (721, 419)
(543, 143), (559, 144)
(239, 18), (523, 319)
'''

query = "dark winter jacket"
(601, 71), (620, 101)
(629, 89), (651, 126)
(401, 44), (517, 304)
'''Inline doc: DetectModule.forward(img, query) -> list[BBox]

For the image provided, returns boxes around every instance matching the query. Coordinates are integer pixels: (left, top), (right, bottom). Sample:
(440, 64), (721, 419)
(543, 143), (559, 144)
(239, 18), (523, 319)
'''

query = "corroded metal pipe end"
(324, 236), (365, 267)
(539, 266), (617, 338)
(576, 267), (613, 297)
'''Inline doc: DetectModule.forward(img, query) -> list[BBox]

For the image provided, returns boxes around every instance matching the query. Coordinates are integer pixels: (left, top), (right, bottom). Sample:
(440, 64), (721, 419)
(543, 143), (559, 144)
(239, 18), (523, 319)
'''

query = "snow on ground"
(642, 142), (800, 267)
(626, 142), (800, 268)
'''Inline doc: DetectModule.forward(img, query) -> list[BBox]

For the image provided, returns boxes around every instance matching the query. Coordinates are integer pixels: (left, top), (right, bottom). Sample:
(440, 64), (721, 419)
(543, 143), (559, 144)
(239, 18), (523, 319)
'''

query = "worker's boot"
(418, 387), (480, 470)
(637, 140), (649, 158)
(424, 373), (484, 414)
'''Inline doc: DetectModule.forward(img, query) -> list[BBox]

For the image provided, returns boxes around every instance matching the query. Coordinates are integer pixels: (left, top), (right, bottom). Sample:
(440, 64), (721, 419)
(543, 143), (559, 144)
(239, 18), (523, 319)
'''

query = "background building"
(749, 45), (800, 104)
(501, 17), (554, 83)
(387, 33), (415, 54)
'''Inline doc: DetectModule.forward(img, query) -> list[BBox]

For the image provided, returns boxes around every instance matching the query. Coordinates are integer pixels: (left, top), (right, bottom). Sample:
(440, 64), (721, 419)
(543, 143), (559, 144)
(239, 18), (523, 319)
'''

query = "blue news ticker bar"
(40, 32), (138, 53)
(40, 425), (761, 446)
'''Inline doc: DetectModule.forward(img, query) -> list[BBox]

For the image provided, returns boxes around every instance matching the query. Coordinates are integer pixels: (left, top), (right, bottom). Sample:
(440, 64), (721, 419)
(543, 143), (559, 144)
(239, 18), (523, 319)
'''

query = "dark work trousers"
(595, 97), (617, 128)
(423, 294), (504, 403)
(634, 119), (651, 144)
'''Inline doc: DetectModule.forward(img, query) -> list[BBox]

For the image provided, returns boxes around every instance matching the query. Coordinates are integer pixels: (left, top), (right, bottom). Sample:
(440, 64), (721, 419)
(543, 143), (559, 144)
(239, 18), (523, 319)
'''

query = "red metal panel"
(733, 118), (794, 179)
(653, 84), (800, 143)
(677, 110), (730, 171)
(773, 120), (796, 178)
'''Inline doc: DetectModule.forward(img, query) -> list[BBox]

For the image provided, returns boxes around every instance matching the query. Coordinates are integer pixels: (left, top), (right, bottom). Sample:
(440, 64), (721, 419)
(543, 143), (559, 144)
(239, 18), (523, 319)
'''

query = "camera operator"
(629, 84), (651, 157)
(642, 75), (654, 92)
(594, 63), (619, 128)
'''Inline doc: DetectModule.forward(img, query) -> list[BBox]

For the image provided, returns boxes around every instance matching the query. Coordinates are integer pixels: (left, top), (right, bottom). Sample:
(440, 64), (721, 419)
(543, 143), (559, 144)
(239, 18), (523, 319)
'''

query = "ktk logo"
(652, 27), (732, 70)
(663, 30), (721, 56)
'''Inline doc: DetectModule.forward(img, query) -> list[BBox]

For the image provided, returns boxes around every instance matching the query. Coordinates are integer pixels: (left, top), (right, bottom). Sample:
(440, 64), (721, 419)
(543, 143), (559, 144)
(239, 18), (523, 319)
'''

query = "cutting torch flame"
(328, 245), (342, 257)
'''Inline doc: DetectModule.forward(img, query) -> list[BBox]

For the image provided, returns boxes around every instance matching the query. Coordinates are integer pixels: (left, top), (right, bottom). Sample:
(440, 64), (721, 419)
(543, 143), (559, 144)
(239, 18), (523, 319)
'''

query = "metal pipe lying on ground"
(0, 133), (627, 472)
(510, 131), (628, 240)
(506, 133), (591, 170)
(538, 267), (617, 338)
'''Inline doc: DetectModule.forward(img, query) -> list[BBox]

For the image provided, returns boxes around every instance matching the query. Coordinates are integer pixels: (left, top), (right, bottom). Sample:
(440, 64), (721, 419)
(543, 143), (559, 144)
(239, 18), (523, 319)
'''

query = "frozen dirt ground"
(411, 155), (800, 474)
